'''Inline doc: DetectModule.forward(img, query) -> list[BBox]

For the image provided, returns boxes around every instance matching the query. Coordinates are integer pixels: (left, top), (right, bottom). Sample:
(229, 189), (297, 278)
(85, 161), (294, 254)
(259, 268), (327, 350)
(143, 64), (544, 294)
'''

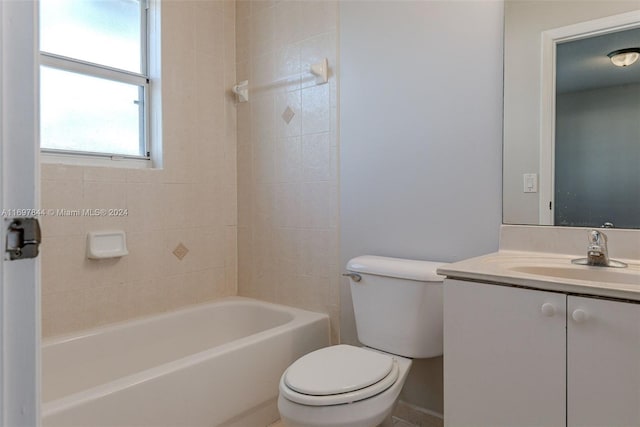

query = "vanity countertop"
(437, 251), (640, 302)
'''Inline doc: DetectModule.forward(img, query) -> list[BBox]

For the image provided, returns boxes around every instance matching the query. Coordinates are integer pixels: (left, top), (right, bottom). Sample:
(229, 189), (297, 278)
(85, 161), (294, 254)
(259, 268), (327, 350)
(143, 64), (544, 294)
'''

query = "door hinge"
(5, 217), (41, 260)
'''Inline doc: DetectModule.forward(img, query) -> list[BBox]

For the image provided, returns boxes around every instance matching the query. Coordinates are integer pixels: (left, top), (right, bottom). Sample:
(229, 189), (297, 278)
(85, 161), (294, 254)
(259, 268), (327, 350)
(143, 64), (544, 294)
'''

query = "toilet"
(278, 255), (447, 427)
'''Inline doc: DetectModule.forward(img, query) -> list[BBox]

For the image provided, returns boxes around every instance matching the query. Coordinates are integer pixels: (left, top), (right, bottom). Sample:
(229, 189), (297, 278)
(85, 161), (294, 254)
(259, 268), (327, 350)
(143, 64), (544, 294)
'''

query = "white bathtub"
(42, 297), (330, 427)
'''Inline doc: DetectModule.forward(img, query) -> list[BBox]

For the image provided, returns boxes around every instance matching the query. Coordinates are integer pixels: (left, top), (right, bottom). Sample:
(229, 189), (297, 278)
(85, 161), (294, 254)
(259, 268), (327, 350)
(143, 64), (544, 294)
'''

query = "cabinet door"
(444, 279), (566, 427)
(568, 296), (640, 427)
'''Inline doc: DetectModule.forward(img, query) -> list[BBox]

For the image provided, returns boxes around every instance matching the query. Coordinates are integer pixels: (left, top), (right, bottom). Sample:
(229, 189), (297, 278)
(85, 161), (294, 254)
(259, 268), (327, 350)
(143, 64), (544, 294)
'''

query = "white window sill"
(40, 151), (153, 169)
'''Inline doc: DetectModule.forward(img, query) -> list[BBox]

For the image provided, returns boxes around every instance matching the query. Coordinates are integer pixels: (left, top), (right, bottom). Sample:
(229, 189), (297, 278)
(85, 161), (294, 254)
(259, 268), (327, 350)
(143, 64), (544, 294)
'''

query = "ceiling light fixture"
(607, 47), (640, 67)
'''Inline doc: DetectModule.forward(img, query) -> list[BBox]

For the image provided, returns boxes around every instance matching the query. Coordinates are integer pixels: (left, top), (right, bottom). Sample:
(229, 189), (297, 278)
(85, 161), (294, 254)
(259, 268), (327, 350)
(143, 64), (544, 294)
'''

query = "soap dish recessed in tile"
(86, 230), (128, 259)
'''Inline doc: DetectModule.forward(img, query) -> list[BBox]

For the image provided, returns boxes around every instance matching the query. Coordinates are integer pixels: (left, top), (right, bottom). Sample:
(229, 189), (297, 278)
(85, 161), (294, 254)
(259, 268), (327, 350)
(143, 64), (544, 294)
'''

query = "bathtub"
(42, 297), (330, 427)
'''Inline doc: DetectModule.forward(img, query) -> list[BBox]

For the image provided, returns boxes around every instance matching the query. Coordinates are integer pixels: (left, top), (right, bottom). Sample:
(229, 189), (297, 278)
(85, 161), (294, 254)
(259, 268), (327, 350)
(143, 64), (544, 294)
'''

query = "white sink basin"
(438, 251), (640, 302)
(510, 265), (640, 286)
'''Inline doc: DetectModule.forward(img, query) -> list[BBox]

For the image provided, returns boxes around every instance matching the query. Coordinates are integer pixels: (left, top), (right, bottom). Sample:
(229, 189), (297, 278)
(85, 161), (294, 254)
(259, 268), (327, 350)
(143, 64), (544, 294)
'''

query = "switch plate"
(523, 173), (538, 193)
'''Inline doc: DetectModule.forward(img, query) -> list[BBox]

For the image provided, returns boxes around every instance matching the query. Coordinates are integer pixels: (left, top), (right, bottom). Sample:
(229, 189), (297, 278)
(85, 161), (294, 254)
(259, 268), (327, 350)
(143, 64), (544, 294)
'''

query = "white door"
(568, 296), (640, 427)
(444, 279), (566, 427)
(0, 0), (41, 426)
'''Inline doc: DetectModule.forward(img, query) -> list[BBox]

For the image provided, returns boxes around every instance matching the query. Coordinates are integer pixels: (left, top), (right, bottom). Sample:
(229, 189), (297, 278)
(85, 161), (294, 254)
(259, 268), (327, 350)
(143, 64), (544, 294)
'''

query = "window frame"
(39, 0), (151, 162)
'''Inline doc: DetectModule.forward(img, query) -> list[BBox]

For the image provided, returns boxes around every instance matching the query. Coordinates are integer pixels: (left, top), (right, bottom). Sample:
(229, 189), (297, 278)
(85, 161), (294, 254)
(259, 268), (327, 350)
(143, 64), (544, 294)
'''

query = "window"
(39, 0), (150, 160)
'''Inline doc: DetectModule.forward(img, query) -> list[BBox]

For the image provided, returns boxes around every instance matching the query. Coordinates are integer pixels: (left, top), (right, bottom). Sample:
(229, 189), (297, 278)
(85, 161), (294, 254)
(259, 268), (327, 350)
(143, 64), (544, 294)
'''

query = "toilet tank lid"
(346, 255), (448, 282)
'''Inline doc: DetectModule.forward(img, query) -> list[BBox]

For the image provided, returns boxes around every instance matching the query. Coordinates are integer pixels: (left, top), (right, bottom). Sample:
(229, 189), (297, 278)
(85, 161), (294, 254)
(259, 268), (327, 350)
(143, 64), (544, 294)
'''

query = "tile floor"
(393, 418), (420, 427)
(268, 418), (417, 427)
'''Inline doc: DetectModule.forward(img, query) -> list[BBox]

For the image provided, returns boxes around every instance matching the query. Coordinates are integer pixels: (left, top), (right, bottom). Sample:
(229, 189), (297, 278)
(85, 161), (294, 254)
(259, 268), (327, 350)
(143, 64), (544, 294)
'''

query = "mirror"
(503, 1), (640, 229)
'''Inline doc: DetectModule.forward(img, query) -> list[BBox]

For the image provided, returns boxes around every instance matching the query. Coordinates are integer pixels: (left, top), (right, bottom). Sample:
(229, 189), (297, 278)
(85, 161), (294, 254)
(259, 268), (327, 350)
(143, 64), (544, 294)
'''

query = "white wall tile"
(275, 136), (302, 183)
(299, 1), (337, 40)
(250, 92), (276, 141)
(302, 132), (331, 182)
(41, 1), (238, 337)
(300, 181), (331, 229)
(274, 2), (301, 47)
(251, 3), (276, 57)
(276, 90), (302, 137)
(301, 84), (330, 135)
(236, 0), (339, 342)
(40, 179), (84, 238)
(41, 164), (83, 182)
(274, 182), (301, 228)
(275, 44), (302, 92)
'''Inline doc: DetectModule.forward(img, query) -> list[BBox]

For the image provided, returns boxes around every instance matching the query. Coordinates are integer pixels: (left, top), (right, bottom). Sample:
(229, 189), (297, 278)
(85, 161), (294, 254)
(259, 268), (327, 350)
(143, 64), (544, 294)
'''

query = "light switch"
(523, 173), (538, 193)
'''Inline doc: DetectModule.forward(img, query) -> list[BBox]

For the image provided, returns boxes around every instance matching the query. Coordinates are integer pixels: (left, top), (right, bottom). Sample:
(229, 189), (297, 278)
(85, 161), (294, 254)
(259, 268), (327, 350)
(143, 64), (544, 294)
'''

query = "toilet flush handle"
(342, 272), (362, 282)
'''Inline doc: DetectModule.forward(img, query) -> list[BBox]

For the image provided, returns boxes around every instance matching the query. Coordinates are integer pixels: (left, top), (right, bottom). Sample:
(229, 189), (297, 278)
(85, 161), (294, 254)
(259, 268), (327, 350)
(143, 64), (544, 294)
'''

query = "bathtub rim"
(42, 296), (317, 348)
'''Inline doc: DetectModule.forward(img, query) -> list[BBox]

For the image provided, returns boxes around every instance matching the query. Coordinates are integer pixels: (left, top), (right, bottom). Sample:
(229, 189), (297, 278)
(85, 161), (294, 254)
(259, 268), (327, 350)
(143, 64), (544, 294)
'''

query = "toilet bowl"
(278, 345), (412, 427)
(278, 256), (447, 427)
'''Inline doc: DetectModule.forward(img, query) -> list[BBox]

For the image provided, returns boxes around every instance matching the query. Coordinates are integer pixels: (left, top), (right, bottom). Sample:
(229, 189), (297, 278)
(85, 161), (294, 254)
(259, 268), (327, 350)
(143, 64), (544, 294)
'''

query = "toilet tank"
(346, 256), (447, 359)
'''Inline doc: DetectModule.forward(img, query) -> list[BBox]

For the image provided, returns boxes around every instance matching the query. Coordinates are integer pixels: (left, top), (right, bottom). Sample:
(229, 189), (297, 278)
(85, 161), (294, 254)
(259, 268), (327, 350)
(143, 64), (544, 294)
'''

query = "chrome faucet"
(586, 230), (609, 266)
(572, 229), (627, 268)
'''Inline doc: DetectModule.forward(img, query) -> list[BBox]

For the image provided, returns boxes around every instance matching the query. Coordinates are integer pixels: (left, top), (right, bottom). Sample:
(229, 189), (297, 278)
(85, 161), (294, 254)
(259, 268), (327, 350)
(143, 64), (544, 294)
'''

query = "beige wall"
(235, 1), (340, 343)
(339, 0), (504, 416)
(41, 0), (237, 337)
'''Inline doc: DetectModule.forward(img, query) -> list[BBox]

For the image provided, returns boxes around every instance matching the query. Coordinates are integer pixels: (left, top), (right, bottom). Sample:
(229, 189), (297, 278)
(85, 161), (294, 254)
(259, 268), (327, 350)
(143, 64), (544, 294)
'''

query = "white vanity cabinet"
(444, 279), (566, 426)
(444, 278), (640, 427)
(567, 295), (640, 427)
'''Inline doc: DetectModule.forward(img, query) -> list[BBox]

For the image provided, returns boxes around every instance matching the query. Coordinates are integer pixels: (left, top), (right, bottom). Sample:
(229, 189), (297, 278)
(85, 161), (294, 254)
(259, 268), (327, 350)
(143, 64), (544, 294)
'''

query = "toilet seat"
(279, 345), (400, 406)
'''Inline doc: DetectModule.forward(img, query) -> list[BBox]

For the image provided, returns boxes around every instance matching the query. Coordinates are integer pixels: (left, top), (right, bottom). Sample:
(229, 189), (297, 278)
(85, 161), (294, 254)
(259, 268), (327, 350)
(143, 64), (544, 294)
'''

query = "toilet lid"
(284, 345), (394, 396)
(280, 347), (400, 406)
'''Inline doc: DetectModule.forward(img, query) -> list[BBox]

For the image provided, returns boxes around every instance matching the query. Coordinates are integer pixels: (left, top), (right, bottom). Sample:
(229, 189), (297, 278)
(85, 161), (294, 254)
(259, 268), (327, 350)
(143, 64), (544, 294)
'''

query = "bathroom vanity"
(439, 248), (640, 427)
(448, 1), (640, 424)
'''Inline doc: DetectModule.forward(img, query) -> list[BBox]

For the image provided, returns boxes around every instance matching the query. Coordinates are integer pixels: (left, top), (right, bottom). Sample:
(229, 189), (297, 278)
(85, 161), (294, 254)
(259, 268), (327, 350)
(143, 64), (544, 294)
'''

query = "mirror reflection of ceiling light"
(607, 48), (640, 67)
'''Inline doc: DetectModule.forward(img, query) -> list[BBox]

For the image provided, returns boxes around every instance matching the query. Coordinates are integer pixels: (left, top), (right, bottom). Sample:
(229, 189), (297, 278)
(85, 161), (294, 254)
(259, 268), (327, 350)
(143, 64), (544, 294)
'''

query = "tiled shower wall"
(41, 0), (237, 337)
(235, 1), (340, 342)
